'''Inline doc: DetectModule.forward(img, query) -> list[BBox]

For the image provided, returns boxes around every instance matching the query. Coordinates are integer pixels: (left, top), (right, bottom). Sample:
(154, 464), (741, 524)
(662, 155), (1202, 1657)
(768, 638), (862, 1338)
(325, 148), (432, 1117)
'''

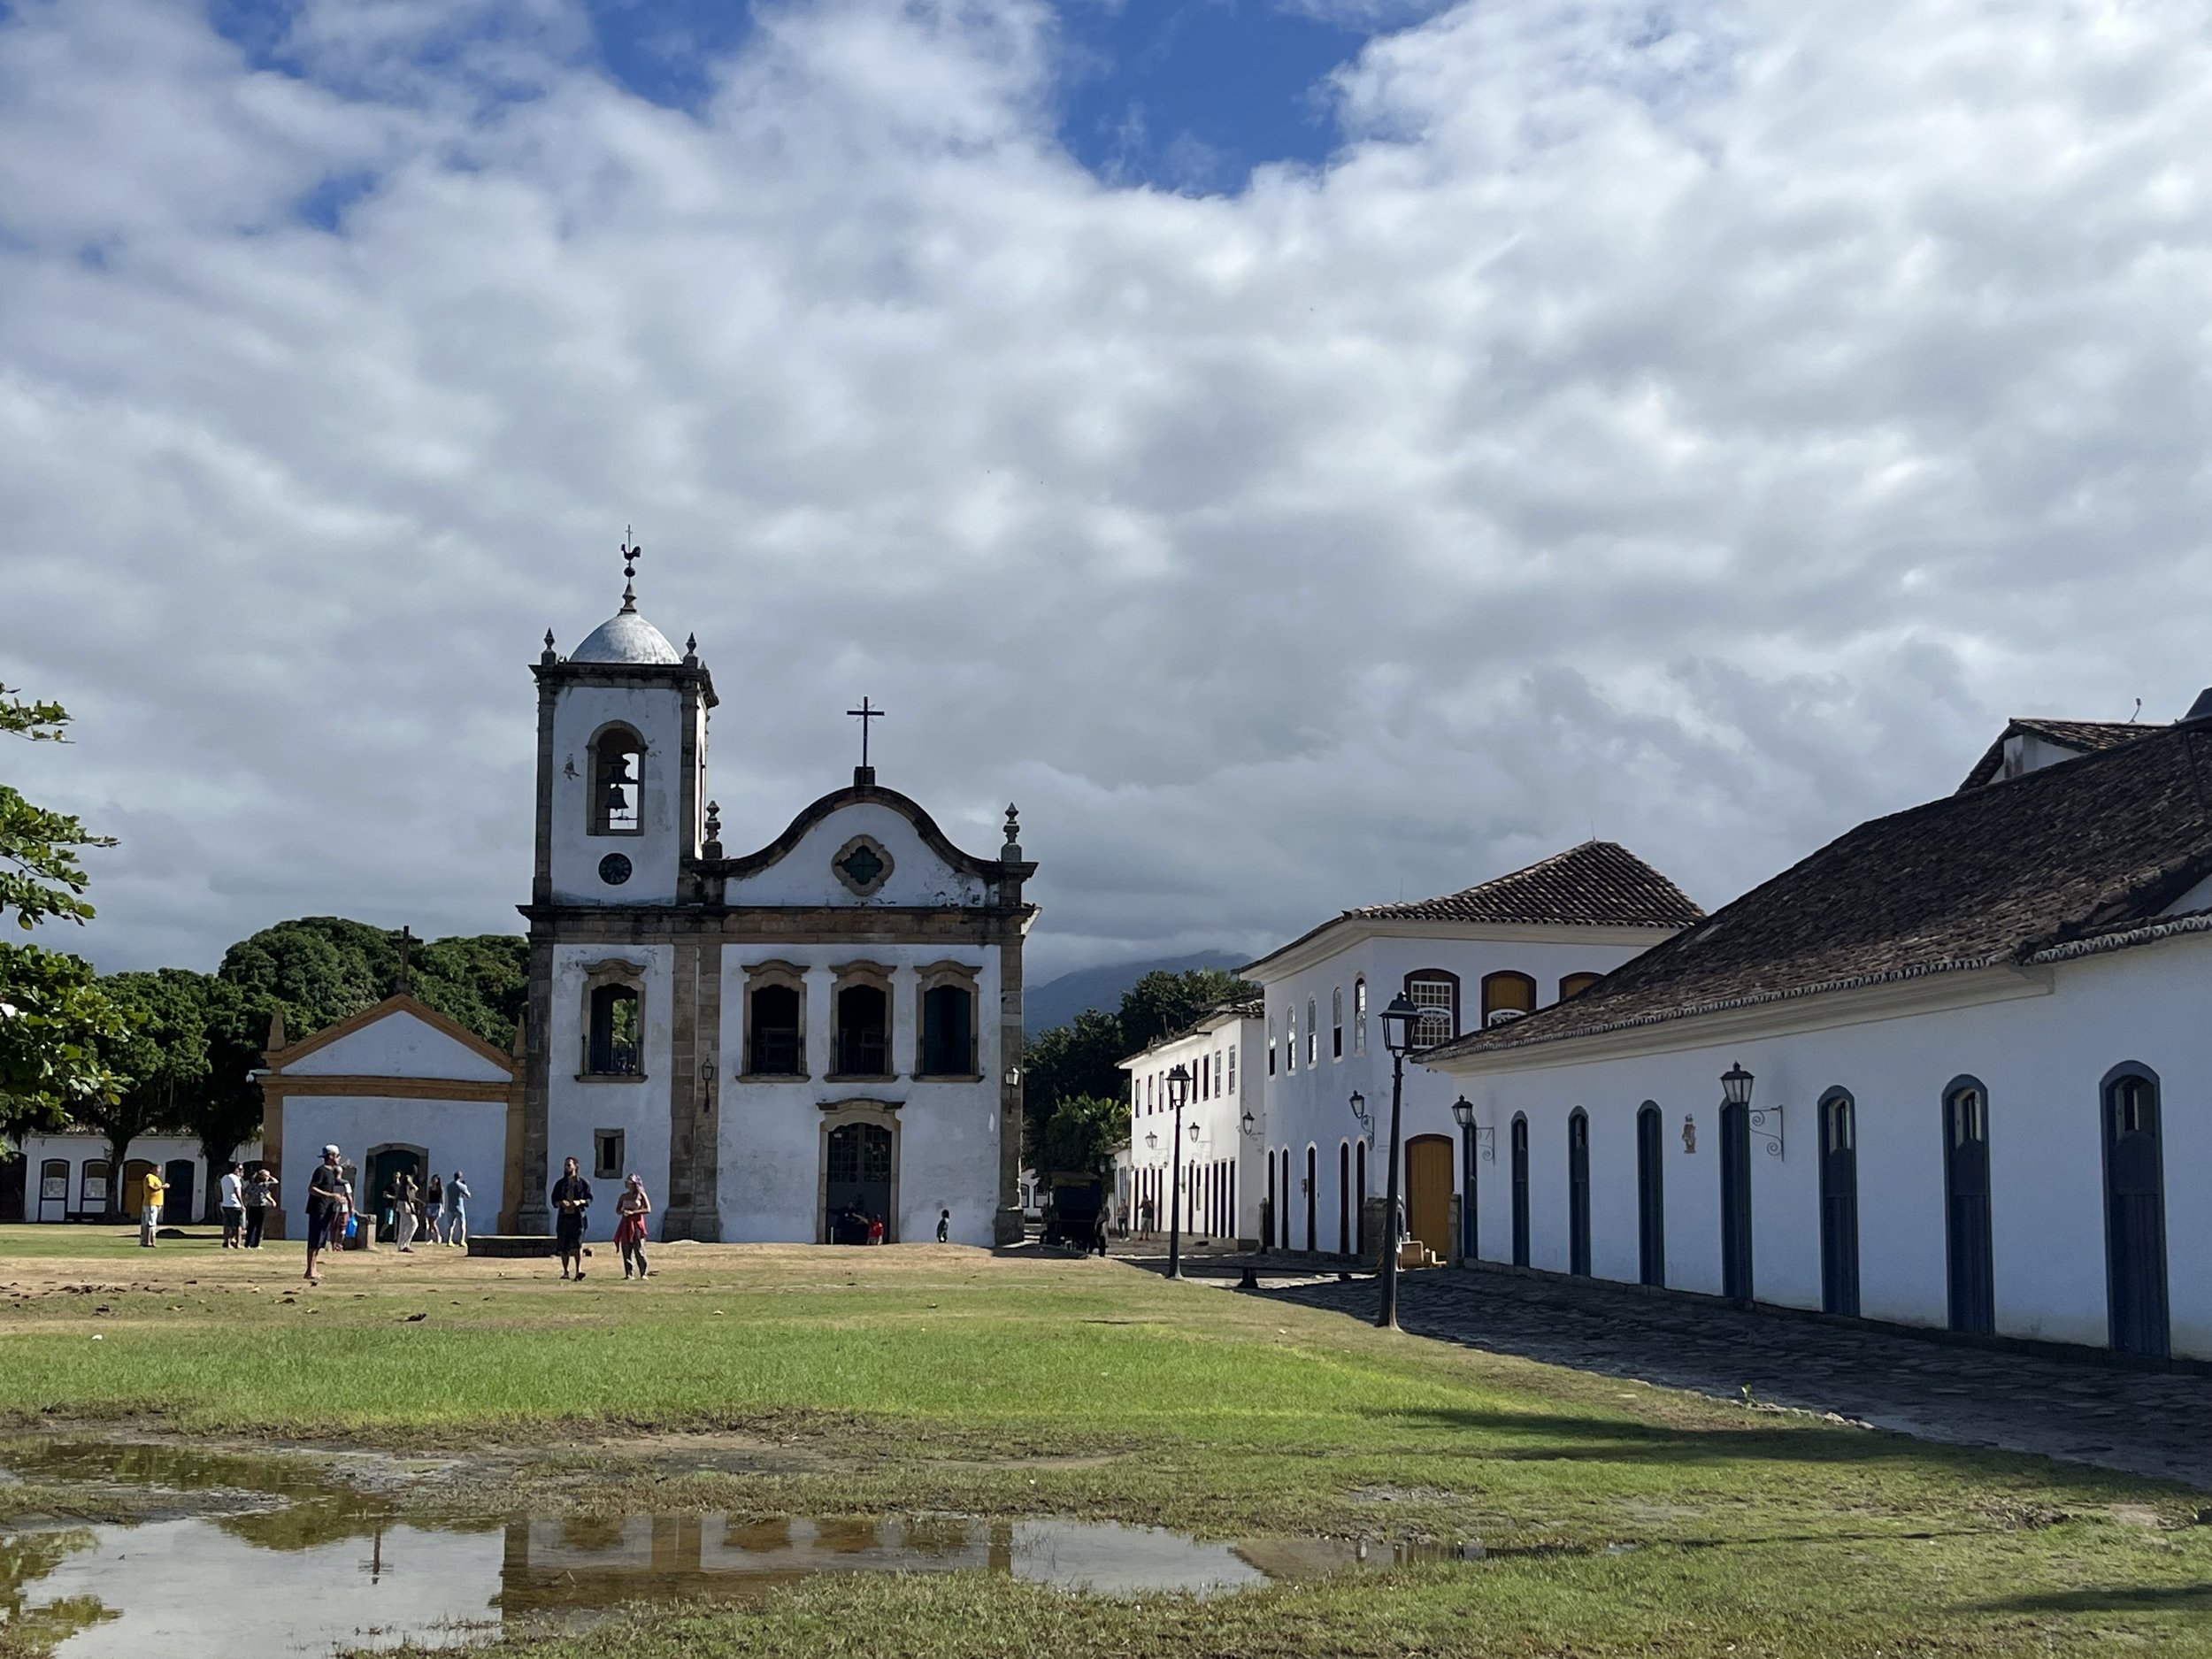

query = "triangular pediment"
(266, 995), (516, 1083)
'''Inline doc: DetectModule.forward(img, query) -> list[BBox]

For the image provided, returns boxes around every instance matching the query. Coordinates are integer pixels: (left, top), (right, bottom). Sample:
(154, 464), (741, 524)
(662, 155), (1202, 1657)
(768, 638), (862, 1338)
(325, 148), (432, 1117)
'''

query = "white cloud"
(4, 0), (2212, 982)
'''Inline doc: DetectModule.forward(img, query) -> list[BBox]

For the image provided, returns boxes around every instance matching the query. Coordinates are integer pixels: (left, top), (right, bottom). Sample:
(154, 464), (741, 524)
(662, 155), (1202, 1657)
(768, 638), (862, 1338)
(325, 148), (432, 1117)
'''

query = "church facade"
(518, 564), (1033, 1247)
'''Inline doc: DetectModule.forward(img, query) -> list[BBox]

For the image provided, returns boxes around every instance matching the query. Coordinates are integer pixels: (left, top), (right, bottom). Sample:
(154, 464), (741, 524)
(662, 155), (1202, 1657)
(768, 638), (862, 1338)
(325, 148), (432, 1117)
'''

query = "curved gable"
(717, 783), (1010, 908)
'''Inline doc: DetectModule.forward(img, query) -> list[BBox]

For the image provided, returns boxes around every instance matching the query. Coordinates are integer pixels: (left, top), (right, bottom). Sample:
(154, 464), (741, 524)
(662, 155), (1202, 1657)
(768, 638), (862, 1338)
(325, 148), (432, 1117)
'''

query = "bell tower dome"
(530, 538), (716, 908)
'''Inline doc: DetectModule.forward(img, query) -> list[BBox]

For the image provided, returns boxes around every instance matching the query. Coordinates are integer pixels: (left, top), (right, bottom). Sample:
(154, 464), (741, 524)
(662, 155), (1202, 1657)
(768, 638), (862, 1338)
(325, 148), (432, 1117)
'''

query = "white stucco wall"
(275, 1098), (507, 1238)
(1248, 925), (1671, 1255)
(543, 941), (674, 1240)
(717, 940), (1002, 1246)
(284, 1013), (511, 1081)
(1428, 934), (2212, 1359)
(549, 682), (695, 906)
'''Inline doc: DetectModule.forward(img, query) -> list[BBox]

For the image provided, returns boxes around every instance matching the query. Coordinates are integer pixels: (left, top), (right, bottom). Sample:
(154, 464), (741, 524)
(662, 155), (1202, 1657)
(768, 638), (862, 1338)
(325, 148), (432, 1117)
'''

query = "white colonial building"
(14, 1131), (261, 1225)
(1423, 705), (2212, 1362)
(1241, 842), (1701, 1262)
(1119, 999), (1264, 1244)
(516, 554), (1033, 1246)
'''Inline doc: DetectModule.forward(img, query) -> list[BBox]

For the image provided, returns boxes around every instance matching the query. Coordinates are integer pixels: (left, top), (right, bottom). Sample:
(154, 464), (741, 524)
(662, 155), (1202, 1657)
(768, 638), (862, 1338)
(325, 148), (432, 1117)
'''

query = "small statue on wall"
(1681, 1115), (1697, 1154)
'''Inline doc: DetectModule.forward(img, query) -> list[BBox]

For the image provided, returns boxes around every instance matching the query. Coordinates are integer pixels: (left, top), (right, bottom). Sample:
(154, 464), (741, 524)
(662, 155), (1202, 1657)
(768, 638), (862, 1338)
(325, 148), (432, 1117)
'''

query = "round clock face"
(598, 853), (634, 887)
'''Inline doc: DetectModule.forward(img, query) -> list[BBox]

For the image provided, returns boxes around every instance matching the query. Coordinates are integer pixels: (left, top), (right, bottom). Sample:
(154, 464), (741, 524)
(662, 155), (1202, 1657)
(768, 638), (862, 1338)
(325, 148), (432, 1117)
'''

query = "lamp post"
(1166, 1063), (1192, 1279)
(1376, 993), (1421, 1330)
(1451, 1096), (1476, 1264)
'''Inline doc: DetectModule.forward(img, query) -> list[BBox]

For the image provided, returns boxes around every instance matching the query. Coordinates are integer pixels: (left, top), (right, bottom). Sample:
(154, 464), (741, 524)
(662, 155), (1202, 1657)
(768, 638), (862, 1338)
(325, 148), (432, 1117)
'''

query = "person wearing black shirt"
(305, 1144), (348, 1286)
(550, 1156), (594, 1281)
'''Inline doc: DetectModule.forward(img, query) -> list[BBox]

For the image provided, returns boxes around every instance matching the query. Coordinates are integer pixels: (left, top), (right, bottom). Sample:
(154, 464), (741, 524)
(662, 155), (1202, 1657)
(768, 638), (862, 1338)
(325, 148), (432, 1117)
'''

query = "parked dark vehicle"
(1041, 1173), (1106, 1254)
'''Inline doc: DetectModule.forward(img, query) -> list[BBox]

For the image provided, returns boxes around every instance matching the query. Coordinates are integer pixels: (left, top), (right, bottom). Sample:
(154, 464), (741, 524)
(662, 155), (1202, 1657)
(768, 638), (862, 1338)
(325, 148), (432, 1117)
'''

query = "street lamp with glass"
(1165, 1063), (1193, 1279)
(1450, 1096), (1477, 1263)
(1376, 992), (1422, 1330)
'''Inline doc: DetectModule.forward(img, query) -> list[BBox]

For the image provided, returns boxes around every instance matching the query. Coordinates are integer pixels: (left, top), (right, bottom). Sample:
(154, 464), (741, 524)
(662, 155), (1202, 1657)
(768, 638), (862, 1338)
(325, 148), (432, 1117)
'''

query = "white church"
(256, 549), (1034, 1248)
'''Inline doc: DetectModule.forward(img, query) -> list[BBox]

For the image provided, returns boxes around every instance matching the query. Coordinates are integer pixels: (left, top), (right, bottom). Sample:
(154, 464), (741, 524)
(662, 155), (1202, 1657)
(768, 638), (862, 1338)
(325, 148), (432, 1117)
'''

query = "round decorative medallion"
(831, 833), (895, 896)
(598, 853), (634, 887)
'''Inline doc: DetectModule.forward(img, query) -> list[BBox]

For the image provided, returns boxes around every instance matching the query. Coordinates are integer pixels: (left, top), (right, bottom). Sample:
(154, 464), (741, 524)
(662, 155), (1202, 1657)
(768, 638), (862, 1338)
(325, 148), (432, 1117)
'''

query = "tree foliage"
(1021, 968), (1257, 1165)
(0, 686), (117, 933)
(0, 687), (125, 1148)
(219, 917), (527, 1048)
(1039, 1094), (1130, 1179)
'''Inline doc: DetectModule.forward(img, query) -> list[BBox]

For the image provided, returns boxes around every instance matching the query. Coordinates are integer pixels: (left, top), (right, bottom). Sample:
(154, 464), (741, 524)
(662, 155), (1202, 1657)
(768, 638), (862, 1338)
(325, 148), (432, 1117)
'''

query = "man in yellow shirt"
(139, 1169), (165, 1248)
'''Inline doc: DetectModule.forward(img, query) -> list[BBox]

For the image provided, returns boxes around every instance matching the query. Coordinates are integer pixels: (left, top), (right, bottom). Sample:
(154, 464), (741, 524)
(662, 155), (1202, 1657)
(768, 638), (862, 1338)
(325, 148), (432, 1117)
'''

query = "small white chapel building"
(1423, 701), (2212, 1362)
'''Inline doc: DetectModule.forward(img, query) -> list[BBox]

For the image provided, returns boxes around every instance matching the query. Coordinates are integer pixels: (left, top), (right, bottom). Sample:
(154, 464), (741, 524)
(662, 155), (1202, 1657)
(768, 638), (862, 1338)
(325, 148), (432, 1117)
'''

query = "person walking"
(424, 1173), (444, 1240)
(935, 1209), (949, 1244)
(614, 1174), (652, 1279)
(393, 1171), (419, 1253)
(304, 1145), (347, 1285)
(550, 1156), (593, 1280)
(137, 1167), (165, 1248)
(442, 1171), (471, 1247)
(244, 1164), (277, 1249)
(218, 1163), (245, 1248)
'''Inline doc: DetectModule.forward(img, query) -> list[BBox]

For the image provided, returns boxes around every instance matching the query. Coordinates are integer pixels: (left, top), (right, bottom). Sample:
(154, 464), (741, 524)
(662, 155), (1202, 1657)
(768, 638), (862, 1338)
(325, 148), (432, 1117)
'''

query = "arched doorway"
(1943, 1079), (1994, 1334)
(1354, 1140), (1369, 1256)
(1509, 1116), (1530, 1268)
(122, 1159), (156, 1221)
(1817, 1090), (1860, 1317)
(825, 1118), (896, 1243)
(366, 1145), (426, 1243)
(1566, 1111), (1591, 1276)
(1719, 1102), (1754, 1301)
(1337, 1143), (1350, 1256)
(164, 1159), (196, 1227)
(1635, 1102), (1665, 1287)
(37, 1159), (68, 1223)
(2102, 1066), (2168, 1356)
(1406, 1135), (1453, 1261)
(1304, 1145), (1317, 1251)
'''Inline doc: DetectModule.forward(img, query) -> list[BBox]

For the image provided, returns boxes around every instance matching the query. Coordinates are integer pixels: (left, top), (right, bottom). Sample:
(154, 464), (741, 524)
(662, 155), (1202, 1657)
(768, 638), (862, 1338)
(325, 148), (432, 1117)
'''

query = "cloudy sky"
(4, 0), (2211, 982)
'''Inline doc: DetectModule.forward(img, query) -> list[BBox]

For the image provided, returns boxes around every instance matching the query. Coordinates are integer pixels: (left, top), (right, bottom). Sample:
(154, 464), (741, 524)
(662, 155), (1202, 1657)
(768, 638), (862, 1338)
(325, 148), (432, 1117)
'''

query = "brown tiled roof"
(1351, 841), (1705, 930)
(1956, 718), (2153, 791)
(1428, 720), (2212, 1062)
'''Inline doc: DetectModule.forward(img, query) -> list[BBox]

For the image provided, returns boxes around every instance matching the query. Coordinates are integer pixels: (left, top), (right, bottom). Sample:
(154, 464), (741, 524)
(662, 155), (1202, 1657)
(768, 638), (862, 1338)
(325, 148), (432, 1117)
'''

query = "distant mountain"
(1023, 951), (1248, 1037)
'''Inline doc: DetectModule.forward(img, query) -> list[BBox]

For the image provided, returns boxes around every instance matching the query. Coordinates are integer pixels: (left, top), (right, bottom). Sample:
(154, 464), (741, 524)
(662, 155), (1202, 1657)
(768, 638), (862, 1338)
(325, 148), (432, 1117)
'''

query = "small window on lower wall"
(594, 1129), (626, 1181)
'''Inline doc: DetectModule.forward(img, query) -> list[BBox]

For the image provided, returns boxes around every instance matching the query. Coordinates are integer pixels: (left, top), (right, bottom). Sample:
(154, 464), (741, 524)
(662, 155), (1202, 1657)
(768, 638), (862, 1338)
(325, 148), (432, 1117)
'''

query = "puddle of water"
(0, 1441), (1461, 1657)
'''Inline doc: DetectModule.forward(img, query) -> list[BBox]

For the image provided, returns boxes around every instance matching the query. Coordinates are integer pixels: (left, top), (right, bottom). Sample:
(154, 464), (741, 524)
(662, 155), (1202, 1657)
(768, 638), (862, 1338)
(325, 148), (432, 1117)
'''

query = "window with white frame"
(1332, 987), (1343, 1059)
(1408, 972), (1458, 1048)
(1227, 1042), (1237, 1096)
(1353, 977), (1368, 1055)
(1305, 996), (1317, 1066)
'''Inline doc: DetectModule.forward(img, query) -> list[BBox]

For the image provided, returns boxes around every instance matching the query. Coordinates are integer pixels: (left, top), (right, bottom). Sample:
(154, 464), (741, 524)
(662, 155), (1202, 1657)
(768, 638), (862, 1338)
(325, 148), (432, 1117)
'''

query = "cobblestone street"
(1248, 1263), (2212, 1490)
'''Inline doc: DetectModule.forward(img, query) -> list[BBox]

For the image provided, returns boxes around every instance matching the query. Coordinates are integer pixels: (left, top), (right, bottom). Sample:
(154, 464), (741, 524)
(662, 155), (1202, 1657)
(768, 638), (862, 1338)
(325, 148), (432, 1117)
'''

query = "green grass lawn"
(2, 1226), (2208, 1655)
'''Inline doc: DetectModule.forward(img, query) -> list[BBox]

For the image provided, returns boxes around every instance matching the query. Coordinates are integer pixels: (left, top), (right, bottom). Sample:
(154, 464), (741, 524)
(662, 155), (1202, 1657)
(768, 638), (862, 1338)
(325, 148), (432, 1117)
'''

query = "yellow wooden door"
(1406, 1136), (1454, 1260)
(123, 1161), (156, 1220)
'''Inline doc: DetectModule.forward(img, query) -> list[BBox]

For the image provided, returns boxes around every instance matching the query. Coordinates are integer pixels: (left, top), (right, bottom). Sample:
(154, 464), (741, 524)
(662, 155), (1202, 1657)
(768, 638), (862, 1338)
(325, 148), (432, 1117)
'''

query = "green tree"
(0, 686), (126, 1150)
(219, 918), (526, 1048)
(1039, 1094), (1130, 1179)
(81, 971), (211, 1218)
(176, 976), (277, 1215)
(0, 944), (122, 1142)
(1118, 968), (1252, 1055)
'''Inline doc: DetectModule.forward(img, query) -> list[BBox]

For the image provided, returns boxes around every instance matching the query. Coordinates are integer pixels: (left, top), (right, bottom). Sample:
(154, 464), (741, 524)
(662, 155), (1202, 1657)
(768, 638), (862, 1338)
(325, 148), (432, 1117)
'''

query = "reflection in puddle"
(0, 1442), (1457, 1657)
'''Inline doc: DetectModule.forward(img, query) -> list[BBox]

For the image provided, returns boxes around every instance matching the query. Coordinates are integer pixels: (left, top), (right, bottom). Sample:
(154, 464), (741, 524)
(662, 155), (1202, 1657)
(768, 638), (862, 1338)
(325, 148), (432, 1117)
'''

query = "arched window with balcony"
(1480, 971), (1536, 1027)
(586, 983), (641, 1076)
(833, 979), (891, 1079)
(919, 983), (976, 1077)
(1405, 970), (1460, 1048)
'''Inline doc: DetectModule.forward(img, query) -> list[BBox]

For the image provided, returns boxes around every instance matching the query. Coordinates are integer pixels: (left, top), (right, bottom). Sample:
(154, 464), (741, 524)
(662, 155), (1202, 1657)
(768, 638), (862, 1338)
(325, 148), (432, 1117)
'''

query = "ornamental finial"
(619, 529), (641, 613)
(541, 629), (557, 664)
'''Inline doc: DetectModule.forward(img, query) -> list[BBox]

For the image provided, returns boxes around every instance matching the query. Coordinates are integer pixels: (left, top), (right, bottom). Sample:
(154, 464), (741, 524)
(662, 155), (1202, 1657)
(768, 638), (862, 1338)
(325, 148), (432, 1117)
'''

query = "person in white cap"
(304, 1145), (349, 1286)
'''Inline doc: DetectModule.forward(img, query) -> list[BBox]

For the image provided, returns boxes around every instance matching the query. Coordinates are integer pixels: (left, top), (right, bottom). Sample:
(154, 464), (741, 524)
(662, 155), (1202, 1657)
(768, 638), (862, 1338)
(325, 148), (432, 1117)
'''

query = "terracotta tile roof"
(1428, 721), (2212, 1062)
(1351, 841), (1706, 930)
(1956, 718), (2154, 791)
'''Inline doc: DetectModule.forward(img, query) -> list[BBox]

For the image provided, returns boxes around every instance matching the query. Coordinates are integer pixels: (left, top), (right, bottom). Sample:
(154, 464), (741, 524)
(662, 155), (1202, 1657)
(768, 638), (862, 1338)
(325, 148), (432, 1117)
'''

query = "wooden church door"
(1943, 1082), (1994, 1334)
(1406, 1136), (1453, 1260)
(2102, 1071), (2169, 1356)
(1817, 1093), (1860, 1317)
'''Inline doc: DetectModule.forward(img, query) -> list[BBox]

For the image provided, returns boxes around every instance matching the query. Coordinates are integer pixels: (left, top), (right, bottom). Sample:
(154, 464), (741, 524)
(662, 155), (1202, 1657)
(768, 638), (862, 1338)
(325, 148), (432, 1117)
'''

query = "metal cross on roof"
(847, 696), (885, 771)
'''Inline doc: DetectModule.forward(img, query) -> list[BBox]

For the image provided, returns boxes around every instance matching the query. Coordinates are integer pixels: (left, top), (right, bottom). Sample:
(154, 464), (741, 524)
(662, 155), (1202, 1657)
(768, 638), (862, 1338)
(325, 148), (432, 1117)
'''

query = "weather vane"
(619, 528), (641, 611)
